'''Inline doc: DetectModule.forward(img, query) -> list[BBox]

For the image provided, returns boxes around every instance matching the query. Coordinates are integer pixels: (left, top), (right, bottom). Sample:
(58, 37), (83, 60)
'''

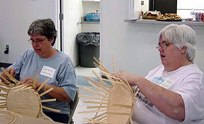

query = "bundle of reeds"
(79, 58), (139, 124)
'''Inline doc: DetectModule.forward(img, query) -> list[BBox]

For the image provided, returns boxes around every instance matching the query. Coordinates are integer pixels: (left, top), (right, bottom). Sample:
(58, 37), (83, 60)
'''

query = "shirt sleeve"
(11, 49), (32, 74)
(57, 57), (77, 102)
(176, 73), (204, 122)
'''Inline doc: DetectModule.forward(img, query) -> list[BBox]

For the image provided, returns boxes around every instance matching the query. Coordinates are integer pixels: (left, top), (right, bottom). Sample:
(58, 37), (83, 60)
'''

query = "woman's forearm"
(41, 84), (70, 102)
(136, 77), (185, 121)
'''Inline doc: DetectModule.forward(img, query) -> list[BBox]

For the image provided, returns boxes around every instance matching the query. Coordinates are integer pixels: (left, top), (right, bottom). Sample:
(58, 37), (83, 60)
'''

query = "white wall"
(0, 0), (97, 67)
(82, 24), (100, 32)
(0, 0), (59, 64)
(101, 0), (204, 76)
(63, 0), (82, 66)
(177, 0), (204, 19)
(178, 0), (204, 9)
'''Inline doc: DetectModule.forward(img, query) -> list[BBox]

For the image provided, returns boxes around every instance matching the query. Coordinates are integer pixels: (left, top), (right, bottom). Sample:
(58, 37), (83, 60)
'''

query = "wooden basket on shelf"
(79, 58), (139, 124)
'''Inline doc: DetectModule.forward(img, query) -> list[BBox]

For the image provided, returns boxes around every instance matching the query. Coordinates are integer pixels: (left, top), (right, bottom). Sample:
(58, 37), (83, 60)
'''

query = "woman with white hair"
(118, 24), (204, 124)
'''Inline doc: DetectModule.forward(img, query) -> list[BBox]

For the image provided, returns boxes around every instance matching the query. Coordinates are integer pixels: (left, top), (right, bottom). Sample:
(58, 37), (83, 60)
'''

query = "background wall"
(0, 0), (82, 66)
(0, 0), (59, 64)
(63, 0), (82, 66)
(1, 0), (204, 71)
(100, 0), (204, 76)
(177, 0), (204, 19)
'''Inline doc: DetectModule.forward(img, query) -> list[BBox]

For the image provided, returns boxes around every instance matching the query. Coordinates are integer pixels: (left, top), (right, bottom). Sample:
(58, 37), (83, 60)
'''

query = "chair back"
(67, 88), (79, 124)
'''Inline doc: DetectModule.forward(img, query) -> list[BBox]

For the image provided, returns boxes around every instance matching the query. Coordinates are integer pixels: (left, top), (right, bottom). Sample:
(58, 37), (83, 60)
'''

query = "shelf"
(125, 19), (204, 26)
(82, 0), (100, 2)
(81, 21), (100, 24)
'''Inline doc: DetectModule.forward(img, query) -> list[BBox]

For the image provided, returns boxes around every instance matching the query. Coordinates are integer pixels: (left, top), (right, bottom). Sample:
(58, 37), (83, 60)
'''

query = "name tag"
(152, 77), (172, 88)
(40, 66), (56, 78)
(160, 80), (172, 88)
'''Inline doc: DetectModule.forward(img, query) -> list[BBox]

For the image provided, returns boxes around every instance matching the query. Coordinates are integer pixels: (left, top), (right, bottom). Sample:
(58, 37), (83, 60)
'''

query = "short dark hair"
(27, 18), (57, 46)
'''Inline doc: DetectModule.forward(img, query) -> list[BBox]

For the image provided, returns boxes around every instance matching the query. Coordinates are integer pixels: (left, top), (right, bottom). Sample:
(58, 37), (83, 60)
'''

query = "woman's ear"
(180, 46), (187, 54)
(48, 38), (54, 45)
(50, 40), (54, 45)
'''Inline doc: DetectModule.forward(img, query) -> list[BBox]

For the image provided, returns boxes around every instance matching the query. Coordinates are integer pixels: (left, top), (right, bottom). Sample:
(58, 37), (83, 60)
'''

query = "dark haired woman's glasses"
(28, 38), (47, 45)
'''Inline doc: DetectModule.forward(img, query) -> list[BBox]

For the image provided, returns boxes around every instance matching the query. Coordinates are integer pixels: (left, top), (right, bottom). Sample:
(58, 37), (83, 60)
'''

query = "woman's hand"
(20, 78), (41, 90)
(116, 71), (141, 86)
(0, 67), (16, 82)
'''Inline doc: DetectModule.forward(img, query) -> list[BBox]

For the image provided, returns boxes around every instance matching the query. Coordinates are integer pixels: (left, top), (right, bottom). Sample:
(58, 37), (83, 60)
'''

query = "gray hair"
(159, 24), (196, 62)
(27, 18), (57, 46)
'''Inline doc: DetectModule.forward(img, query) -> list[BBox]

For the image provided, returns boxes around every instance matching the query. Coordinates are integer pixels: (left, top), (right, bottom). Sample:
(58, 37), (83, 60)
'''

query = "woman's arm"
(41, 84), (69, 102)
(21, 78), (70, 102)
(117, 72), (185, 121)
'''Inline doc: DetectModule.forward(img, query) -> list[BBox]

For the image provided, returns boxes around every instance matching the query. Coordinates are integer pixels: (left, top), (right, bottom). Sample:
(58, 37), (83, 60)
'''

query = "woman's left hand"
(20, 78), (41, 90)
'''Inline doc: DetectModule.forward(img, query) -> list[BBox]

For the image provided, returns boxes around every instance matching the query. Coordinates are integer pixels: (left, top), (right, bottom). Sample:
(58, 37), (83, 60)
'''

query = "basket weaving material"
(6, 87), (41, 117)
(0, 110), (23, 124)
(79, 59), (138, 124)
(0, 68), (60, 122)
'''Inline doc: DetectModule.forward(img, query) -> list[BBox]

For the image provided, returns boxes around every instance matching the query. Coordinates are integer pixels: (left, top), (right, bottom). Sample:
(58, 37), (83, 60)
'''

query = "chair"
(67, 87), (79, 124)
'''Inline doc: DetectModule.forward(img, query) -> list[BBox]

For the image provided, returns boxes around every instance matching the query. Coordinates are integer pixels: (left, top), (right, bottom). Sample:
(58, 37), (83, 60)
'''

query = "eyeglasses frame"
(28, 37), (47, 45)
(156, 41), (173, 50)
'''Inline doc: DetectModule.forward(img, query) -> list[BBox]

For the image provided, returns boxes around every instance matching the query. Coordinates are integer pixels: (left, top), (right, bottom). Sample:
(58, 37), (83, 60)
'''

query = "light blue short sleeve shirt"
(11, 49), (77, 114)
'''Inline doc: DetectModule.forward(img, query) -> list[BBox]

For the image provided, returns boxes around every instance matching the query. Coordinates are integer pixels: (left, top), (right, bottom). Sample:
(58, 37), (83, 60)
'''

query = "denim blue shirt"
(11, 49), (76, 115)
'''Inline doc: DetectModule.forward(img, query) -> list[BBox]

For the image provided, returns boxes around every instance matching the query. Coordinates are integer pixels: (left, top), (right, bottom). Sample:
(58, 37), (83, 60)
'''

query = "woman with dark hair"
(2, 18), (76, 123)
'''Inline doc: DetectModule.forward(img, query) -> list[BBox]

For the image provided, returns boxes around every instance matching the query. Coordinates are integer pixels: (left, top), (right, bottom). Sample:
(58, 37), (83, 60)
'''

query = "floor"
(75, 66), (99, 77)
(73, 66), (100, 124)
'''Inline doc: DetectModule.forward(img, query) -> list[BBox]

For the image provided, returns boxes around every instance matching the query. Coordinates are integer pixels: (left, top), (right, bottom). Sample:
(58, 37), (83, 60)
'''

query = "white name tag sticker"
(160, 79), (172, 88)
(40, 66), (56, 78)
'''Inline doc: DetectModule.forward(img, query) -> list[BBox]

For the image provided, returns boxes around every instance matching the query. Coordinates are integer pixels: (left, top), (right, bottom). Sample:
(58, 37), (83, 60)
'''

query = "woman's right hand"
(116, 71), (141, 86)
(1, 67), (16, 79)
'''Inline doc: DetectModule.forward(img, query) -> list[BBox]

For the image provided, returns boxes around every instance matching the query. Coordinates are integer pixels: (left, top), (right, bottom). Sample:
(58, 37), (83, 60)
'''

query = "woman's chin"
(161, 59), (167, 66)
(36, 52), (45, 58)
